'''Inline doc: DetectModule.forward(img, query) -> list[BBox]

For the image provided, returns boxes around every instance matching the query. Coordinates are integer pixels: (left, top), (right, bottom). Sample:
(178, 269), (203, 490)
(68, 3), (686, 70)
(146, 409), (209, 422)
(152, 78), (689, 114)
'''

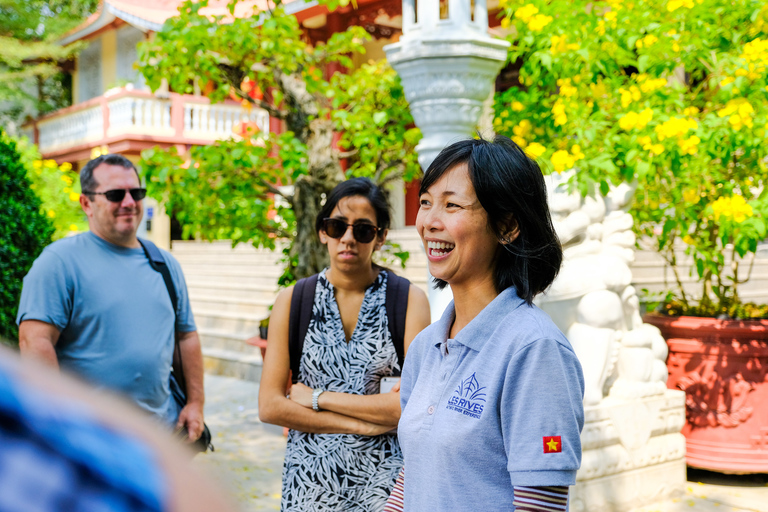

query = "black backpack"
(288, 270), (410, 384)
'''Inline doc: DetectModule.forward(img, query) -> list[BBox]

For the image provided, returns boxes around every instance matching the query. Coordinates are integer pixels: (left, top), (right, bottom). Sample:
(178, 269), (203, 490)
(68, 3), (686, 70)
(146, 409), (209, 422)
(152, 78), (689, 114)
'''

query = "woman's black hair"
(315, 177), (392, 235)
(420, 135), (562, 304)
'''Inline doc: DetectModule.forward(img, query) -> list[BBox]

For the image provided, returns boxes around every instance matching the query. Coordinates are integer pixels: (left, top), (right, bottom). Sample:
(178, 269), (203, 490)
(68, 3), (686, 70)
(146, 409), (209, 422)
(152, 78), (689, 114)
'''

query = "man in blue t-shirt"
(16, 154), (205, 441)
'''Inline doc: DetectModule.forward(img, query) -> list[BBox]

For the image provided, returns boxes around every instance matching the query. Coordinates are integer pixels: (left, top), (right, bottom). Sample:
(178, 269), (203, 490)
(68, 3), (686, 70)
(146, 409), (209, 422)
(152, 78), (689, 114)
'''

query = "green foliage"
(138, 0), (420, 281)
(0, 0), (97, 131)
(0, 131), (54, 342)
(331, 59), (422, 183)
(496, 0), (768, 318)
(12, 136), (87, 239)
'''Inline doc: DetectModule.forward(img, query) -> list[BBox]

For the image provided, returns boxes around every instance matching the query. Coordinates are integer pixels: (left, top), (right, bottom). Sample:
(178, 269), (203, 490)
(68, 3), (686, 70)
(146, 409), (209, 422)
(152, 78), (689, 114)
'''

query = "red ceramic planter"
(644, 314), (768, 473)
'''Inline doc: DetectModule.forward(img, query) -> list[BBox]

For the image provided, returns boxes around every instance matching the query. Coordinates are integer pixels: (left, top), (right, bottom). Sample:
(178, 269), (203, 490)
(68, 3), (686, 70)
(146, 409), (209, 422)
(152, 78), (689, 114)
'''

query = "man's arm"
(19, 320), (61, 369)
(175, 330), (205, 441)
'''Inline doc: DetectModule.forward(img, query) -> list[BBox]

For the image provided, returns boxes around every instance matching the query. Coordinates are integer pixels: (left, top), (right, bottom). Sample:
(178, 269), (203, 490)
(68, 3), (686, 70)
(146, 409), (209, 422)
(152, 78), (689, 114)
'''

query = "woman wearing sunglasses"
(388, 136), (584, 511)
(259, 177), (431, 511)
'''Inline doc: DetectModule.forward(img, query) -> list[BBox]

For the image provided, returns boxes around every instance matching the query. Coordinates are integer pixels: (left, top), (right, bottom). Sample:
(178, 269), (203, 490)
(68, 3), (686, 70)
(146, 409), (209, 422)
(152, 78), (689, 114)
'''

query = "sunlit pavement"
(196, 374), (768, 512)
(195, 374), (286, 511)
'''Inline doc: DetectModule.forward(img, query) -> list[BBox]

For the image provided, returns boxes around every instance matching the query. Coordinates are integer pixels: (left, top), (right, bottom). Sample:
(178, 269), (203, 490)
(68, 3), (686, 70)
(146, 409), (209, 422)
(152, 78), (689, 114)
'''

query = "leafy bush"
(495, 0), (768, 318)
(0, 132), (54, 342)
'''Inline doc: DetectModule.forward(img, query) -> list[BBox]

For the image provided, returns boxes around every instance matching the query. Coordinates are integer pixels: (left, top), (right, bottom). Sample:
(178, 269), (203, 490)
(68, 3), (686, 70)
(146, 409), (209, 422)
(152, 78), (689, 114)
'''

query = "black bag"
(288, 270), (410, 384)
(139, 238), (213, 453)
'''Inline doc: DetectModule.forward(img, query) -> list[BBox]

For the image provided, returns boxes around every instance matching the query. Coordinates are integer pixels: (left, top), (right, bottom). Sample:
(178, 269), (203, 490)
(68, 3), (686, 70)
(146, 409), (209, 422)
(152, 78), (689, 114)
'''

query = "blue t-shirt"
(398, 287), (585, 511)
(16, 232), (196, 424)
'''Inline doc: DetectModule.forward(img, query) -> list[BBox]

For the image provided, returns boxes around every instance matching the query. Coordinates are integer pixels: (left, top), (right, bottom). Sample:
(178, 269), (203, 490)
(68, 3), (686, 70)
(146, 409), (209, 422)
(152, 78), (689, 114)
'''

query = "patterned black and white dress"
(281, 269), (403, 512)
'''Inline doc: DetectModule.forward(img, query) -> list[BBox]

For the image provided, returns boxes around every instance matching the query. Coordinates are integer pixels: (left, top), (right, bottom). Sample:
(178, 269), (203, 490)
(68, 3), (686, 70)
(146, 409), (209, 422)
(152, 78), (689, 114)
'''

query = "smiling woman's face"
(320, 195), (384, 273)
(416, 163), (500, 291)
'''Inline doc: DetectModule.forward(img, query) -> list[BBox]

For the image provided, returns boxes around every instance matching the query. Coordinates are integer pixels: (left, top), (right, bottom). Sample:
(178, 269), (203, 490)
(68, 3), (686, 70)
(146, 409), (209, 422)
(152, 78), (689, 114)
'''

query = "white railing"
(183, 102), (270, 141)
(37, 105), (103, 153)
(108, 96), (173, 137)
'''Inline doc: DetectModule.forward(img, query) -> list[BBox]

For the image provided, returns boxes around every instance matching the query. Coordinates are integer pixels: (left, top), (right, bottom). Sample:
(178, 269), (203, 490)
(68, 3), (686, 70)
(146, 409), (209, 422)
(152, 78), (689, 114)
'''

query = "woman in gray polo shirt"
(391, 136), (585, 512)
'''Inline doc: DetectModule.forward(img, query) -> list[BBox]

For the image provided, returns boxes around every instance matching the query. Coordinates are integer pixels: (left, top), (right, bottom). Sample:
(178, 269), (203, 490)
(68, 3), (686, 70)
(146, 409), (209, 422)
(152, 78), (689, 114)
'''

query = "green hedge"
(0, 133), (54, 342)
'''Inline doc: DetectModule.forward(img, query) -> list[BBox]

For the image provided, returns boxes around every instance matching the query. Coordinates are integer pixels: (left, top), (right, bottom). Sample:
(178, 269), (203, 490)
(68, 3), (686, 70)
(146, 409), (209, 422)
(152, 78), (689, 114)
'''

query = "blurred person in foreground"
(16, 154), (205, 442)
(0, 342), (235, 512)
(389, 136), (585, 511)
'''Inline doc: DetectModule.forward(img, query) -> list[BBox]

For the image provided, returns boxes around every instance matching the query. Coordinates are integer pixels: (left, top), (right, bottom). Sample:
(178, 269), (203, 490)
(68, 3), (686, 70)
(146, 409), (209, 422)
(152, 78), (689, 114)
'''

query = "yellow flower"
(619, 108), (653, 131)
(618, 86), (641, 108)
(571, 144), (585, 161)
(667, 0), (693, 12)
(683, 106), (699, 116)
(682, 235), (695, 245)
(33, 160), (42, 169)
(640, 77), (667, 93)
(678, 135), (700, 155)
(500, 17), (511, 29)
(60, 162), (73, 172)
(551, 35), (580, 55)
(596, 19), (606, 36)
(526, 142), (547, 158)
(511, 101), (524, 112)
(552, 100), (567, 126)
(672, 43), (680, 52)
(558, 78), (578, 98)
(69, 192), (80, 202)
(682, 189), (698, 203)
(513, 119), (532, 137)
(512, 136), (528, 148)
(604, 11), (618, 22)
(44, 159), (57, 169)
(639, 136), (665, 156)
(69, 224), (79, 232)
(514, 4), (539, 22)
(551, 150), (576, 173)
(47, 210), (56, 218)
(711, 195), (753, 223)
(655, 117), (697, 141)
(720, 77), (735, 87)
(528, 14), (553, 31)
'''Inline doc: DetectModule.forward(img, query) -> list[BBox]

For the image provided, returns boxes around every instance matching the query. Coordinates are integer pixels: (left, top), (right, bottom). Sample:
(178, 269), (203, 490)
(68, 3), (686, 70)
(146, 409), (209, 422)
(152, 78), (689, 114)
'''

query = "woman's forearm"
(259, 393), (393, 435)
(316, 390), (401, 426)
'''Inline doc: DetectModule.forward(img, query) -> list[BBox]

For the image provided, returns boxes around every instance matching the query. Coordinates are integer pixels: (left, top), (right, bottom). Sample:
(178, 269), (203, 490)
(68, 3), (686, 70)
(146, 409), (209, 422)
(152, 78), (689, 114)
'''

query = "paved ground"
(196, 374), (768, 512)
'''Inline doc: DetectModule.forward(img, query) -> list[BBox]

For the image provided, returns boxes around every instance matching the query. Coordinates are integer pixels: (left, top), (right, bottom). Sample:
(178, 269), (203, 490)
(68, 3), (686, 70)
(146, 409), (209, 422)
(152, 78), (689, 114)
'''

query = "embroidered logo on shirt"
(445, 372), (486, 419)
(543, 436), (562, 453)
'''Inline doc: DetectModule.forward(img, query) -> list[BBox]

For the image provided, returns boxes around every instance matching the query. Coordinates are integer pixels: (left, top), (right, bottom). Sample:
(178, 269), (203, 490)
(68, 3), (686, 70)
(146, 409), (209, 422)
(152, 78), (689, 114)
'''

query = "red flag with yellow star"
(543, 436), (562, 453)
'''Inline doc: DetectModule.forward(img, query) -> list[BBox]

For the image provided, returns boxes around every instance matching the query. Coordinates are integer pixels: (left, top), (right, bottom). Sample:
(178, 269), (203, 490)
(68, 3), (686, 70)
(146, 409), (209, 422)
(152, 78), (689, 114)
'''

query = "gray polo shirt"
(17, 232), (196, 424)
(398, 287), (584, 511)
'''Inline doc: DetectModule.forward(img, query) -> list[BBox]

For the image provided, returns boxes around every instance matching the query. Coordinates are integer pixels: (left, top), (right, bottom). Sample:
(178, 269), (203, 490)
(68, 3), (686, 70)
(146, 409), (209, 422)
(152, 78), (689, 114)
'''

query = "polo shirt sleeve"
(164, 252), (196, 333)
(16, 248), (73, 331)
(501, 336), (585, 487)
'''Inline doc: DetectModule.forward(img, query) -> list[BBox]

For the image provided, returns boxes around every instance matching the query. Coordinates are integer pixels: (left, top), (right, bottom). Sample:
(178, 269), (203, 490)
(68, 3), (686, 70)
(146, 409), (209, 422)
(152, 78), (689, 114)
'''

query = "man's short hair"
(80, 154), (140, 194)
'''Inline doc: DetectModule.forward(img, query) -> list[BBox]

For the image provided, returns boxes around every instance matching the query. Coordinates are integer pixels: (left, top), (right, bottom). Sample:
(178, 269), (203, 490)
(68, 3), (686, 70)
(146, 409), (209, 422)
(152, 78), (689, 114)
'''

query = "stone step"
(184, 273), (283, 287)
(187, 281), (278, 299)
(199, 328), (262, 355)
(194, 308), (264, 332)
(190, 296), (274, 316)
(202, 347), (262, 383)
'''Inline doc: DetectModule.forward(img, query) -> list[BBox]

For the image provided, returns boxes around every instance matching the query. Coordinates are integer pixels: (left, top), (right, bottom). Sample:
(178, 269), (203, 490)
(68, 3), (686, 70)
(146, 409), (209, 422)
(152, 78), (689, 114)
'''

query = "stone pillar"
(385, 0), (508, 321)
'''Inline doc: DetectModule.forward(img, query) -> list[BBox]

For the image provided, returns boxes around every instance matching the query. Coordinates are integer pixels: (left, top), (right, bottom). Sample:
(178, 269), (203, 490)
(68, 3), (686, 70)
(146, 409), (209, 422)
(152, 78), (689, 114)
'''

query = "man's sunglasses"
(322, 218), (380, 244)
(83, 188), (147, 203)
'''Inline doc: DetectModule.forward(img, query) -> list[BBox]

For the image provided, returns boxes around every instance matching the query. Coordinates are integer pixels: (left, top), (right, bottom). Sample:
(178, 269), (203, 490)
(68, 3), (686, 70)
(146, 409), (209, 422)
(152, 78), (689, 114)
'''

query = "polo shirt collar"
(436, 286), (526, 352)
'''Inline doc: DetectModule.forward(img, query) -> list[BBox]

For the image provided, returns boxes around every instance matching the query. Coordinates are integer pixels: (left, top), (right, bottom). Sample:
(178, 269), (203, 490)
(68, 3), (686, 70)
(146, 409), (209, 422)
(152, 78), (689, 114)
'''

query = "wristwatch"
(312, 388), (324, 412)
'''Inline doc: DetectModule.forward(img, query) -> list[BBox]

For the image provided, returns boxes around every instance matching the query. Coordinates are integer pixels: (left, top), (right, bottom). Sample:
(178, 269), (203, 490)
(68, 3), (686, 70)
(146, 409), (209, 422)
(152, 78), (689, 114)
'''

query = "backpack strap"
(288, 274), (318, 384)
(385, 270), (410, 375)
(138, 238), (185, 390)
(138, 238), (178, 316)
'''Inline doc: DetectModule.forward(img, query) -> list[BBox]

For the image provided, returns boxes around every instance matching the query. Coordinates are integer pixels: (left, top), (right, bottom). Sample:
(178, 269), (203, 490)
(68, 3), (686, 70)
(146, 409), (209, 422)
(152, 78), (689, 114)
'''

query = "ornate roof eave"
(59, 3), (119, 45)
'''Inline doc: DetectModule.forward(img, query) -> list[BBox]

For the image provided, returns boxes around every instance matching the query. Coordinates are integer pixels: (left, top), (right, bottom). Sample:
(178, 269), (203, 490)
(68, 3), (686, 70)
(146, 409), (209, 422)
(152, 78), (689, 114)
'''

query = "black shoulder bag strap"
(288, 274), (318, 384)
(385, 270), (410, 375)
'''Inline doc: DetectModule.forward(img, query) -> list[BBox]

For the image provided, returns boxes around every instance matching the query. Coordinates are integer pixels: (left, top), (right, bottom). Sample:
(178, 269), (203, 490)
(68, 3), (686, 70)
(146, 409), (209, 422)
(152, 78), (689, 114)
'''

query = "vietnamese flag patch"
(543, 436), (562, 453)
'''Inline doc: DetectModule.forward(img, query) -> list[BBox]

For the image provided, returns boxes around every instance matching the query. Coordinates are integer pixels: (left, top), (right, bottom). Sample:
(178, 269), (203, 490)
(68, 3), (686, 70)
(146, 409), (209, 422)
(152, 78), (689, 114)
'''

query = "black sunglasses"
(83, 188), (147, 203)
(322, 218), (380, 244)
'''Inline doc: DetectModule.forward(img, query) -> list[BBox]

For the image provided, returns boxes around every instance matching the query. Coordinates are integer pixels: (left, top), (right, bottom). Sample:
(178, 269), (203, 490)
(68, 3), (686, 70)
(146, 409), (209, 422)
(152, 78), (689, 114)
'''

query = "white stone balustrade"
(107, 95), (173, 137)
(29, 89), (271, 159)
(37, 104), (104, 154)
(184, 102), (269, 140)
